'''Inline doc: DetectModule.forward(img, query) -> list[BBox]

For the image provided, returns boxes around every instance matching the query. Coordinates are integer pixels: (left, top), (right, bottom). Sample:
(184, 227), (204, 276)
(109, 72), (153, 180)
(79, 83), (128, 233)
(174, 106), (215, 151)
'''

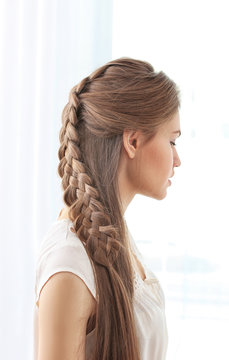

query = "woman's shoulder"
(38, 215), (85, 250)
(35, 218), (97, 305)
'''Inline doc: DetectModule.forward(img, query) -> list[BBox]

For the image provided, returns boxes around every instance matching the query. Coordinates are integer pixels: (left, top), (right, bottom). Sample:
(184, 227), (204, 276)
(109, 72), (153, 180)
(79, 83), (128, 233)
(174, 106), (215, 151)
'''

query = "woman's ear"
(122, 130), (142, 159)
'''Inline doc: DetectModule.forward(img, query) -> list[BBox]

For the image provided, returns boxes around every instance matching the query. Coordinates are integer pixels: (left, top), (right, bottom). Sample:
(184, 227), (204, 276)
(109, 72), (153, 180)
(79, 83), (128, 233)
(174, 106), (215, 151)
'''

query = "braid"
(58, 67), (124, 268)
(58, 63), (113, 175)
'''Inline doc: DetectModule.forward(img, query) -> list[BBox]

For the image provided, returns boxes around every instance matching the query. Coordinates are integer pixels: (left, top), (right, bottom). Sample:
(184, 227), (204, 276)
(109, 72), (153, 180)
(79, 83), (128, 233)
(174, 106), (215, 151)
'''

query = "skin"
(40, 110), (181, 359)
(38, 272), (95, 360)
(117, 110), (181, 213)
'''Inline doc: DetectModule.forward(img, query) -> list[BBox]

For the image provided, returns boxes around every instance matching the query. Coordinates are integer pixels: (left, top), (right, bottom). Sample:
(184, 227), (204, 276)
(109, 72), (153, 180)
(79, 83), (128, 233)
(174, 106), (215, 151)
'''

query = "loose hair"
(57, 57), (180, 359)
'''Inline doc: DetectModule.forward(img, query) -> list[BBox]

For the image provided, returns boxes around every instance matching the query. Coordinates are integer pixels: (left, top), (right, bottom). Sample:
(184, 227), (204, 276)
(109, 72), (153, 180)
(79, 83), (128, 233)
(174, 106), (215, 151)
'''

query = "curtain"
(0, 0), (113, 358)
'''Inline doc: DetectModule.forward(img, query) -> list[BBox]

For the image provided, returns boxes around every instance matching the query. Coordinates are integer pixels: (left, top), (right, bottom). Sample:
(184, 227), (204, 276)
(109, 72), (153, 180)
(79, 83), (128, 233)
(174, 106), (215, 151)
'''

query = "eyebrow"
(172, 130), (181, 137)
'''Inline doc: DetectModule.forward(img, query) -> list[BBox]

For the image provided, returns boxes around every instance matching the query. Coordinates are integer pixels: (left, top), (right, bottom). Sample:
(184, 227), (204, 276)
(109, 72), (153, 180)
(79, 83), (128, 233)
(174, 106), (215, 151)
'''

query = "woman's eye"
(170, 141), (176, 146)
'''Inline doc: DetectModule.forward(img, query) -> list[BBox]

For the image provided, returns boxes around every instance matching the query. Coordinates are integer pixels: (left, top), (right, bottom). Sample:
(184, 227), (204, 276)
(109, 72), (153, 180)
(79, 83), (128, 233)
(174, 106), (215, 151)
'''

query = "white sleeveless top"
(33, 218), (168, 359)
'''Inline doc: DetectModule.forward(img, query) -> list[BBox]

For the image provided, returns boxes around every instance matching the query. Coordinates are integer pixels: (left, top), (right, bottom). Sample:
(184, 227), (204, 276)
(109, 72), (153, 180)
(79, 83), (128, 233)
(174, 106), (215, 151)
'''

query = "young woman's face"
(132, 111), (181, 200)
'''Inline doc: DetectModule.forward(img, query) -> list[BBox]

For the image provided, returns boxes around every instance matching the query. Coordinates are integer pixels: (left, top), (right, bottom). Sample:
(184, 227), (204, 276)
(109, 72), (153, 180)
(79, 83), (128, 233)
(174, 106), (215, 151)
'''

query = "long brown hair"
(57, 57), (180, 359)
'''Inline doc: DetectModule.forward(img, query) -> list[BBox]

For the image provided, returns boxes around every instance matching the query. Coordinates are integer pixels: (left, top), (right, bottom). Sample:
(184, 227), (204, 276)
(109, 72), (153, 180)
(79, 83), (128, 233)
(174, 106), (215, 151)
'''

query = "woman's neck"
(57, 207), (70, 220)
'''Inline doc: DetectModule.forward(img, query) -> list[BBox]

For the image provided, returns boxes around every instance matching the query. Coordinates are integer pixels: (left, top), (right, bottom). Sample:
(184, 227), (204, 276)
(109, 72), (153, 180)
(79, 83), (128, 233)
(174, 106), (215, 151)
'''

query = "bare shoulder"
(37, 271), (96, 360)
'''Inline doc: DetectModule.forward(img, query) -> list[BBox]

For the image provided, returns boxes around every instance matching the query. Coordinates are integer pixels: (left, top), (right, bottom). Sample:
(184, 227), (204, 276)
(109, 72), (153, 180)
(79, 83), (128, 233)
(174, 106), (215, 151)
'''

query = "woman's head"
(118, 109), (181, 208)
(59, 57), (181, 209)
(57, 57), (181, 360)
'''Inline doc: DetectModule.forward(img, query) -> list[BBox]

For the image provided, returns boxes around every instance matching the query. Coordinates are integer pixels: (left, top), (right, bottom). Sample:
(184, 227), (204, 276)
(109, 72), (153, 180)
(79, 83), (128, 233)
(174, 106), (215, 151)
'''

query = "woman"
(34, 57), (181, 360)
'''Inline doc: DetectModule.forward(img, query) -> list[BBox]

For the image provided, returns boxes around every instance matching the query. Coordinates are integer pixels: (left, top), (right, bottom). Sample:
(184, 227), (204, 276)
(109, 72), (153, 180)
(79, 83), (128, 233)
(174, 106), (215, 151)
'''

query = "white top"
(33, 218), (168, 359)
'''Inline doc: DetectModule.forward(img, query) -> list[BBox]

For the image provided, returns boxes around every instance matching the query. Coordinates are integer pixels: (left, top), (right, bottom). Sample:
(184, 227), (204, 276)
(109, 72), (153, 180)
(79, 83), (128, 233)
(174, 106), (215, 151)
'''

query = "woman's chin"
(139, 185), (168, 200)
(154, 187), (168, 200)
(145, 189), (167, 201)
(155, 193), (167, 201)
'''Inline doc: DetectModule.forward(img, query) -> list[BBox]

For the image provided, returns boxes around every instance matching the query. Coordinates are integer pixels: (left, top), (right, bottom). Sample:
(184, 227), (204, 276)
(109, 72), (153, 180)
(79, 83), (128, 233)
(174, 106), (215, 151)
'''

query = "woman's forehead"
(160, 112), (180, 134)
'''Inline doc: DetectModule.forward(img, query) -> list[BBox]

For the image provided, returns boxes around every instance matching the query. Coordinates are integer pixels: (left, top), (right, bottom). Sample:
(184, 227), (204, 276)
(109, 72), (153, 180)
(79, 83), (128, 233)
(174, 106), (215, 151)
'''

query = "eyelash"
(170, 141), (176, 146)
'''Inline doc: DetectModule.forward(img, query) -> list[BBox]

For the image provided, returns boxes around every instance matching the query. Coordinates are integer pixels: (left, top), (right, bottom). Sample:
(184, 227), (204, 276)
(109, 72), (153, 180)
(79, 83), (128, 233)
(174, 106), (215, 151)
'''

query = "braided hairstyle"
(58, 57), (180, 359)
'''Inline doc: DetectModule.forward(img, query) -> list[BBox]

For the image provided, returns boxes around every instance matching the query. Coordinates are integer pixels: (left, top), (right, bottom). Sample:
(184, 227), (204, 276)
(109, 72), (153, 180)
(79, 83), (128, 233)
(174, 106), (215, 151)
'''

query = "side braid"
(58, 69), (125, 267)
(58, 62), (114, 177)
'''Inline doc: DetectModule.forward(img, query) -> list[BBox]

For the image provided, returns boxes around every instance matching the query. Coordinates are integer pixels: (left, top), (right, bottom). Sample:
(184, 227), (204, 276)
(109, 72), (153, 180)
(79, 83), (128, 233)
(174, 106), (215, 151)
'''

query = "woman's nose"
(174, 149), (181, 167)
